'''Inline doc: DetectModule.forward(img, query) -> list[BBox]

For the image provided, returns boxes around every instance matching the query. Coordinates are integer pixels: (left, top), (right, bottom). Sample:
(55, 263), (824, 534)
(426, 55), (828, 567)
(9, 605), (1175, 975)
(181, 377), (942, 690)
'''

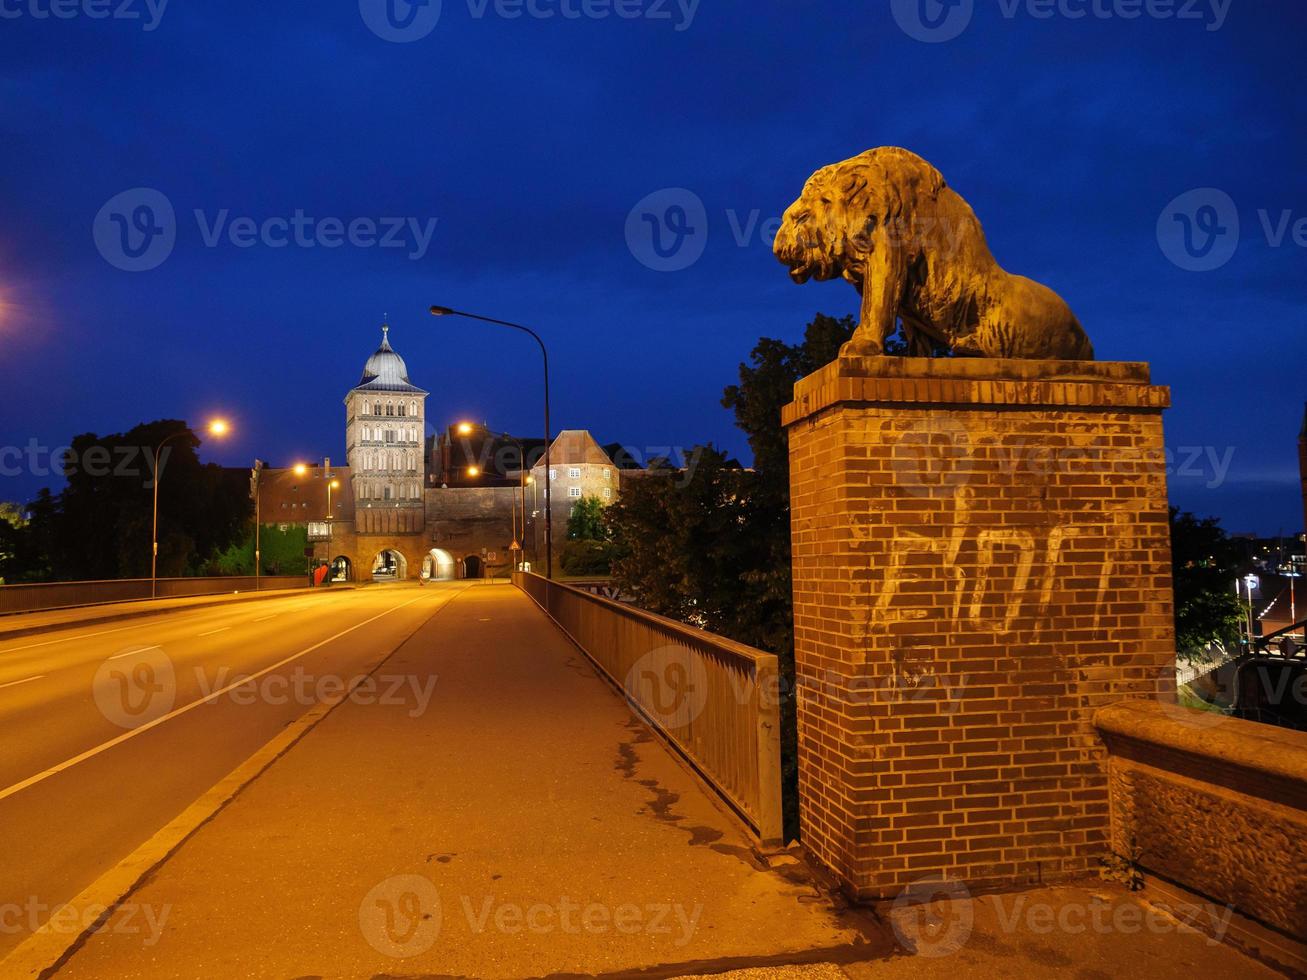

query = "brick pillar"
(783, 355), (1176, 899)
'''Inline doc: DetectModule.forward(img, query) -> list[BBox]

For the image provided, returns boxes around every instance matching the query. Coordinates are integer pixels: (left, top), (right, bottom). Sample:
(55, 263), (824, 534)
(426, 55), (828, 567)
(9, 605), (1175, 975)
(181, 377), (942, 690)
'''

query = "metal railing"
(513, 571), (783, 844)
(0, 575), (309, 616)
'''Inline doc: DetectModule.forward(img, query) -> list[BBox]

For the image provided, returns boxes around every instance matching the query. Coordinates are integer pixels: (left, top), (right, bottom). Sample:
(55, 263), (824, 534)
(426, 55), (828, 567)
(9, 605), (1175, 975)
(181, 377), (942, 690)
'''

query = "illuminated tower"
(345, 323), (428, 533)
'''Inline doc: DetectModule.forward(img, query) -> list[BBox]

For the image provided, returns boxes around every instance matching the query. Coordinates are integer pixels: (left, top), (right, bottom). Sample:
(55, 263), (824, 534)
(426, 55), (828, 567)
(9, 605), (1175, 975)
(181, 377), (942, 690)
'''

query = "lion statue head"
(774, 147), (1093, 361)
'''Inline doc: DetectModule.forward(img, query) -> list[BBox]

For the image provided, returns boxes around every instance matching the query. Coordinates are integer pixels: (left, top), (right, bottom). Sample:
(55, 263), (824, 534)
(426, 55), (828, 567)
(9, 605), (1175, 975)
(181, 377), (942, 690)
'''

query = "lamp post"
(431, 306), (553, 579)
(250, 459), (265, 592)
(461, 423), (533, 570)
(326, 476), (340, 583)
(152, 419), (229, 599)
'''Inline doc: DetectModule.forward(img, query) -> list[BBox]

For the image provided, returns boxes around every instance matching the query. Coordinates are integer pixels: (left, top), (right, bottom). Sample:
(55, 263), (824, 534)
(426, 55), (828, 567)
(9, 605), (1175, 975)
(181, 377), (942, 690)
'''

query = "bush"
(560, 539), (613, 576)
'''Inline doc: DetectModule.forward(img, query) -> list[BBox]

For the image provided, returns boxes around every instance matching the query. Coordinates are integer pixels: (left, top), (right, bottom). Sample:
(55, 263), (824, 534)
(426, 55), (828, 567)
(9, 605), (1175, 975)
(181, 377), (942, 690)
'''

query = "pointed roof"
(353, 323), (428, 395)
(534, 430), (614, 467)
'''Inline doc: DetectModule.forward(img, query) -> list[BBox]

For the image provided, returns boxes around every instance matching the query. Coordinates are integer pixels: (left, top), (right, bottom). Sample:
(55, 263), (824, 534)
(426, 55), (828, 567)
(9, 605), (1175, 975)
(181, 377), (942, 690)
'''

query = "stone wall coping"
(783, 356), (1171, 427)
(1095, 700), (1307, 799)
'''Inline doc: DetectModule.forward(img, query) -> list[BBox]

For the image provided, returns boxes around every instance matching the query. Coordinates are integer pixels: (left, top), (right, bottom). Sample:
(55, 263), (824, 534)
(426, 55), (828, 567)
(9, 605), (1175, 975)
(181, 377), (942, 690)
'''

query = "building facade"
(260, 324), (628, 581)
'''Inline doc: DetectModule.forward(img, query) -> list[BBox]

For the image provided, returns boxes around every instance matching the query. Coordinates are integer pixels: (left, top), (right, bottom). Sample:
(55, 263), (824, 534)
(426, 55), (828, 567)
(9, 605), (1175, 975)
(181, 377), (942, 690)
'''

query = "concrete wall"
(1096, 700), (1307, 943)
(783, 355), (1176, 899)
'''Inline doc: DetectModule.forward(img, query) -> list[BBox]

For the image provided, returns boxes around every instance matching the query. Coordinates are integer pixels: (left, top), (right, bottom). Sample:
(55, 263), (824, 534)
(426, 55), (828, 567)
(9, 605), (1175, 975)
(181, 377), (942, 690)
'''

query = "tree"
(566, 496), (607, 541)
(21, 420), (250, 581)
(1170, 508), (1248, 662)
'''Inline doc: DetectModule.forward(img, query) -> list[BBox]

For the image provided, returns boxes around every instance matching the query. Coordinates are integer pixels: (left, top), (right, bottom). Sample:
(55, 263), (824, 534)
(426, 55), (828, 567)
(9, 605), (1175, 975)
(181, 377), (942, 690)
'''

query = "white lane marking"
(0, 594), (339, 655)
(108, 647), (156, 661)
(197, 627), (231, 637)
(0, 595), (429, 804)
(0, 675), (45, 691)
(253, 615), (277, 623)
(0, 624), (140, 655)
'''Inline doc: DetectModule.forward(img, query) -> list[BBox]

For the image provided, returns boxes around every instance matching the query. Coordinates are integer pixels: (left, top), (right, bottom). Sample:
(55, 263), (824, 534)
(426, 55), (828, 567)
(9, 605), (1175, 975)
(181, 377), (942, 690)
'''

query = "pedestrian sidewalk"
(19, 584), (1281, 979)
(39, 583), (878, 978)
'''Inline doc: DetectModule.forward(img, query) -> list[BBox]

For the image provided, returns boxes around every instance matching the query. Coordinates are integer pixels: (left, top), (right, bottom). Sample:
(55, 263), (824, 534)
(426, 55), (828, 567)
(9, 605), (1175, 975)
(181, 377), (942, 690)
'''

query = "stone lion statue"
(774, 147), (1094, 360)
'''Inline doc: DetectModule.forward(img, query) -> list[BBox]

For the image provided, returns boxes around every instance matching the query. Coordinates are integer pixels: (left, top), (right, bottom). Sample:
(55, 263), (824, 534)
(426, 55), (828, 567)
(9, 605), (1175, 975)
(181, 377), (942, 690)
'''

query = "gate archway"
(423, 549), (456, 581)
(371, 549), (408, 581)
(463, 555), (483, 579)
(330, 556), (352, 582)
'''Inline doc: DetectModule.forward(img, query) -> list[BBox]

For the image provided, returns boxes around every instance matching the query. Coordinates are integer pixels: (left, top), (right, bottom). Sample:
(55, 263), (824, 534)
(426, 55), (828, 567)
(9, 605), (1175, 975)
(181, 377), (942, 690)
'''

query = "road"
(0, 582), (463, 959)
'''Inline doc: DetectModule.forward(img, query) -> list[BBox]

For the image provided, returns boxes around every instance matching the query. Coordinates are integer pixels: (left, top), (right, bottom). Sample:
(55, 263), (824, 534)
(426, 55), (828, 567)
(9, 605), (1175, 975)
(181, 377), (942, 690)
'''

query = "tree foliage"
(213, 524), (309, 576)
(8, 420), (250, 581)
(566, 495), (607, 541)
(1169, 507), (1248, 661)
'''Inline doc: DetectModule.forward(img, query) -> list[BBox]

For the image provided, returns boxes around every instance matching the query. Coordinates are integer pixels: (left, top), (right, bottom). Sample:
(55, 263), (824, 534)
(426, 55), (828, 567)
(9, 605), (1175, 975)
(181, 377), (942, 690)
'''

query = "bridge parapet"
(1096, 700), (1307, 962)
(513, 571), (783, 844)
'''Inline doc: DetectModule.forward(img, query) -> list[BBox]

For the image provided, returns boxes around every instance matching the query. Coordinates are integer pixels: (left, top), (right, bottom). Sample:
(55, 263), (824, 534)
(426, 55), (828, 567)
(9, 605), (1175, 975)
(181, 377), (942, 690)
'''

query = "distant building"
(257, 324), (633, 581)
(1300, 401), (1306, 544)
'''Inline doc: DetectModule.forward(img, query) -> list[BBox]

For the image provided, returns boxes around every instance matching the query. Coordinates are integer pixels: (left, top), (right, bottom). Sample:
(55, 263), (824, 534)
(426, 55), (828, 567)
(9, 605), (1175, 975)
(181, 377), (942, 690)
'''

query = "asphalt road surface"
(0, 582), (463, 958)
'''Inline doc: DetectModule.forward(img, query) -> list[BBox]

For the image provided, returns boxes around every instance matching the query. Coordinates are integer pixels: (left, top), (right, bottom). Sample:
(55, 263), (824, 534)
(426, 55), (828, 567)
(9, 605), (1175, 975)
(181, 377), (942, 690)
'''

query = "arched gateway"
(371, 549), (408, 581)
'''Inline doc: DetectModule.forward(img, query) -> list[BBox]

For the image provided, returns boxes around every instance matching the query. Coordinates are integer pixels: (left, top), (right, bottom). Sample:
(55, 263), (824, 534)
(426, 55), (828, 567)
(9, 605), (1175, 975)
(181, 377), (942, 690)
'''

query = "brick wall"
(783, 356), (1176, 898)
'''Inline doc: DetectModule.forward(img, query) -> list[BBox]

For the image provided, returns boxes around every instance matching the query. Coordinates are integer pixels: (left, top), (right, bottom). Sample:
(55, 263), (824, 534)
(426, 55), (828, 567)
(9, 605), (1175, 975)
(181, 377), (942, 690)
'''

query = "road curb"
(0, 586), (461, 979)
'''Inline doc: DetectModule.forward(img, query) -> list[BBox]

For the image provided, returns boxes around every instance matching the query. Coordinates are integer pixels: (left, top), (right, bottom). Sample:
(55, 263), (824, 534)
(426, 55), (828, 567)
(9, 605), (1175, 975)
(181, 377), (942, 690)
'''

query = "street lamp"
(326, 478), (340, 583)
(463, 427), (533, 571)
(152, 418), (229, 598)
(431, 305), (553, 579)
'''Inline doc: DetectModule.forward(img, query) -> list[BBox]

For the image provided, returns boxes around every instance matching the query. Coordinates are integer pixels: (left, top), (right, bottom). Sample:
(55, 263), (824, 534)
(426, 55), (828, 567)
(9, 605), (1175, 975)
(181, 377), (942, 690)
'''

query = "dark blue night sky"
(1, 0), (1303, 533)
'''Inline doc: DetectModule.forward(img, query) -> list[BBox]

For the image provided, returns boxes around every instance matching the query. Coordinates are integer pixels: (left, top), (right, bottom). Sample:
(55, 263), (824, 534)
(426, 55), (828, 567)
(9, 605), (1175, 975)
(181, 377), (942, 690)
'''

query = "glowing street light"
(457, 422), (474, 436)
(152, 418), (230, 598)
(466, 465), (481, 478)
(293, 463), (309, 477)
(431, 304), (553, 579)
